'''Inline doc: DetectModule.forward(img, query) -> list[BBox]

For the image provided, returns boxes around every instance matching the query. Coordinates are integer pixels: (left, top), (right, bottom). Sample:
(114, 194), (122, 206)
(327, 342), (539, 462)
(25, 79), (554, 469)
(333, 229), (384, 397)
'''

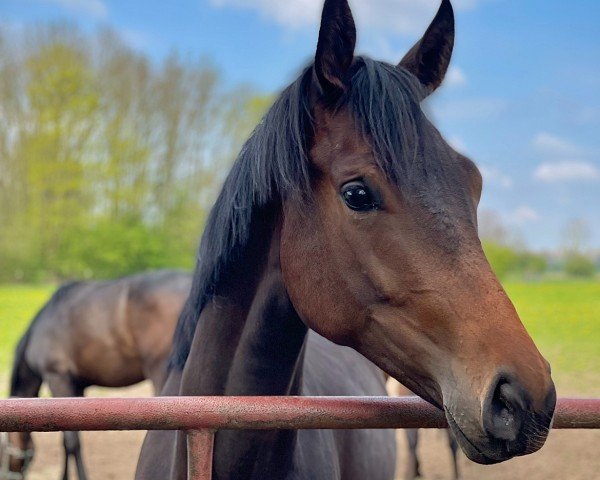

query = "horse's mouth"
(444, 406), (508, 465)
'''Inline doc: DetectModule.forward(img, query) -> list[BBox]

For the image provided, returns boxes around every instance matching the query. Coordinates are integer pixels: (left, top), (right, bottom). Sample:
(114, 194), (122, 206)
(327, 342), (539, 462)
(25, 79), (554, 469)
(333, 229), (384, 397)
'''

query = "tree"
(0, 25), (267, 281)
(479, 209), (548, 280)
(561, 219), (596, 278)
(20, 41), (100, 274)
(562, 218), (591, 253)
(564, 253), (595, 278)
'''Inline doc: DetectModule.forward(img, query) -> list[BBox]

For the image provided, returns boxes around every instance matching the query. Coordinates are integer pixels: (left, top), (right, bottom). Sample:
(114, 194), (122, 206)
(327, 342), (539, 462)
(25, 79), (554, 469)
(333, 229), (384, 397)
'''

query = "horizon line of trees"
(480, 212), (598, 280)
(0, 25), (596, 284)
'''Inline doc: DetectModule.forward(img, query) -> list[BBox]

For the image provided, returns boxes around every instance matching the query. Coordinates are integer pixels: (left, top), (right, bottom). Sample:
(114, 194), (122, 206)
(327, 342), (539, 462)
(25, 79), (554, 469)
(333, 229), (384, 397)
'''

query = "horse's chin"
(445, 409), (505, 464)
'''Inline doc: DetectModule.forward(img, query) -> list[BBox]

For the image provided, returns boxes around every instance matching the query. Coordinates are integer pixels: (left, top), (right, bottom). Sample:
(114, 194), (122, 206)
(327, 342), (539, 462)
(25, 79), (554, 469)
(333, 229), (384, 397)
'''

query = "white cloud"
(118, 28), (151, 50)
(532, 132), (583, 158)
(531, 133), (600, 184)
(509, 205), (540, 225)
(210, 0), (487, 34)
(445, 66), (467, 88)
(534, 161), (600, 183)
(39, 0), (108, 19)
(478, 165), (513, 189)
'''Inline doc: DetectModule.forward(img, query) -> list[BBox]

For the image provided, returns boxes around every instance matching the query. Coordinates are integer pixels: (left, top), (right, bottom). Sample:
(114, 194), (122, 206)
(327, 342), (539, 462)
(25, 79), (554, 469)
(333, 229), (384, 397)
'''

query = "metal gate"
(1, 396), (599, 479)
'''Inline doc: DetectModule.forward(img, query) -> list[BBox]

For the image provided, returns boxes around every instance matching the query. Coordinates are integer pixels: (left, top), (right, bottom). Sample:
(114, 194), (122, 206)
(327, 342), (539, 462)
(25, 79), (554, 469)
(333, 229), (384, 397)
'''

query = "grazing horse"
(3, 270), (191, 480)
(136, 1), (556, 479)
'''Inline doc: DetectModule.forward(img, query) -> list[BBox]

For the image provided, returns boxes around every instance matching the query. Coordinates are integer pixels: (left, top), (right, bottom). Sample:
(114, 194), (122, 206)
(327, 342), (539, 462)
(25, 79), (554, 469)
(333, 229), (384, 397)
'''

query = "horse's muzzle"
(446, 375), (556, 464)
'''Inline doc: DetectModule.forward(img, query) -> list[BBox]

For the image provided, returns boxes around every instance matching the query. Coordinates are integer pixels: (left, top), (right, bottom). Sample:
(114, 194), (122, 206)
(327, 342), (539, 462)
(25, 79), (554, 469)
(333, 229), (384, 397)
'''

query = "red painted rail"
(1, 396), (599, 431)
(1, 397), (599, 480)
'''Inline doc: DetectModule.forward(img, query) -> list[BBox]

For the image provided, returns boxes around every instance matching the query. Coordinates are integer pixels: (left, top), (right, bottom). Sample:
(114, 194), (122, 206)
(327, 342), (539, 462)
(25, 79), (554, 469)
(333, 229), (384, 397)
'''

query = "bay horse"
(137, 1), (556, 478)
(3, 270), (191, 480)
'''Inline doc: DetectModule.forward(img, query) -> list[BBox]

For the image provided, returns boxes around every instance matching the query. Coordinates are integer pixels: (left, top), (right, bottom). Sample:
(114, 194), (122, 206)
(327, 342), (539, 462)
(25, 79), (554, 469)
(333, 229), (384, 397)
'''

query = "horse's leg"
(71, 429), (87, 480)
(46, 375), (88, 480)
(71, 385), (87, 480)
(404, 429), (421, 480)
(447, 430), (461, 480)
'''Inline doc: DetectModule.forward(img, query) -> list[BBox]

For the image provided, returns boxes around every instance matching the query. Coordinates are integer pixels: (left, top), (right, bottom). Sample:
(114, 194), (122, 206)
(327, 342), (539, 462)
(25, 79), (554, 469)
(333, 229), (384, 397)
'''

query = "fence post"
(187, 429), (215, 480)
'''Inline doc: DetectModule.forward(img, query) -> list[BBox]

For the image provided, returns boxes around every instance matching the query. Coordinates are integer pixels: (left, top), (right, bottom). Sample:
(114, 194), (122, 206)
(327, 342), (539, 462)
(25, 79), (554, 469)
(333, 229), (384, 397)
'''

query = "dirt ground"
(26, 427), (600, 480)
(20, 382), (599, 480)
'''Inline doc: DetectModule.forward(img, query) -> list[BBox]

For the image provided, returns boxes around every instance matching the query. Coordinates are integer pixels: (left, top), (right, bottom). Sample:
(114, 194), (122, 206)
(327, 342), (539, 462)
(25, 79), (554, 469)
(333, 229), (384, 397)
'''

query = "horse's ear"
(399, 0), (455, 96)
(314, 0), (356, 101)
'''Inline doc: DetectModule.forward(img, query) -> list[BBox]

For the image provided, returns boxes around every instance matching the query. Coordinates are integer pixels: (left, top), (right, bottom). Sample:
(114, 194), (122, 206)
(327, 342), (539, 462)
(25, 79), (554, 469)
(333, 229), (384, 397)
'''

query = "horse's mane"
(169, 57), (436, 369)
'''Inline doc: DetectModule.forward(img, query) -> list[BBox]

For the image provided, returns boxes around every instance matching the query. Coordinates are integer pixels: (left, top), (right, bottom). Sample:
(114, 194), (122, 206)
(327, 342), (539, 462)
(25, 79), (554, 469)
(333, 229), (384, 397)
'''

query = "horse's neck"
(222, 267), (307, 397)
(178, 212), (308, 479)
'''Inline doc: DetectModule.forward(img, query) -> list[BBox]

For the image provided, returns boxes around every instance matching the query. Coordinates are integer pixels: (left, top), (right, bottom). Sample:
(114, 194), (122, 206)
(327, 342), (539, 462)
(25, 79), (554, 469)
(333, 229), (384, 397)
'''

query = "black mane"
(170, 57), (440, 369)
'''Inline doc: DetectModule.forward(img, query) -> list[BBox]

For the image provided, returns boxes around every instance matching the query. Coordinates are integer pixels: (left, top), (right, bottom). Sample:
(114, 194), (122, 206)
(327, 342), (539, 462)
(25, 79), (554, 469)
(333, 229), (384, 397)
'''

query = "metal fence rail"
(1, 396), (599, 480)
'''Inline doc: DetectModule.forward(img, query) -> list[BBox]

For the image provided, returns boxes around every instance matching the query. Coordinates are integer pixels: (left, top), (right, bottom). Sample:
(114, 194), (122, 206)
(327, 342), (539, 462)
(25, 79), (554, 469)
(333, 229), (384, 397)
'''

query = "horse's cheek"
(279, 209), (359, 345)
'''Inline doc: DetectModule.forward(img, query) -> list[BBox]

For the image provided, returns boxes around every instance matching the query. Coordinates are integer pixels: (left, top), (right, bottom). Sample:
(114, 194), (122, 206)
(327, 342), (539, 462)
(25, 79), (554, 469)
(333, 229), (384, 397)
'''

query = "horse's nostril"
(483, 378), (526, 442)
(498, 381), (527, 411)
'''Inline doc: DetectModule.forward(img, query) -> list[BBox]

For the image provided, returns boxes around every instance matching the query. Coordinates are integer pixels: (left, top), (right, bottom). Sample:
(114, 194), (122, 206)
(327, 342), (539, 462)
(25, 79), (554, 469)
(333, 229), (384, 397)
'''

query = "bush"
(55, 219), (196, 280)
(516, 252), (548, 276)
(482, 242), (520, 280)
(482, 242), (548, 280)
(564, 253), (596, 278)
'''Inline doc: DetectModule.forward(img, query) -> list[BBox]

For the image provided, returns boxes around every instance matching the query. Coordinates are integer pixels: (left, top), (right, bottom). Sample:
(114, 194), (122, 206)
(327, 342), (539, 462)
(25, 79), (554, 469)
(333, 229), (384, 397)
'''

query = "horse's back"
(25, 271), (190, 388)
(25, 281), (101, 377)
(303, 332), (388, 396)
(294, 332), (396, 480)
(125, 271), (191, 358)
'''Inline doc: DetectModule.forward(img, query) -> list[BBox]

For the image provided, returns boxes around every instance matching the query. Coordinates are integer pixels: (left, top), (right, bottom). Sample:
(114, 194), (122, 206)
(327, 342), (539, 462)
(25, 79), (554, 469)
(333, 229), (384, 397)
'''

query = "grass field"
(504, 281), (600, 395)
(0, 281), (598, 396)
(0, 284), (56, 382)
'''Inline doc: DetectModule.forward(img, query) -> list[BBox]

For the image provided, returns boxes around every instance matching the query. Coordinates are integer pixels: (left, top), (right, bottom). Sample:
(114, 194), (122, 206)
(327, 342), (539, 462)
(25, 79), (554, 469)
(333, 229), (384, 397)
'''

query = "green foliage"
(483, 242), (550, 280)
(55, 220), (197, 279)
(0, 26), (264, 283)
(564, 252), (596, 278)
(15, 43), (100, 277)
(514, 251), (549, 276)
(482, 242), (519, 279)
(482, 242), (548, 280)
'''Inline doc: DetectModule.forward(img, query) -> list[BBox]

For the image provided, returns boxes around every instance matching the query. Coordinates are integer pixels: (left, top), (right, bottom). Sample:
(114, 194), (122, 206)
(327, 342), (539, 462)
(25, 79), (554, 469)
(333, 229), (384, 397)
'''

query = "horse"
(3, 270), (191, 480)
(387, 379), (461, 480)
(136, 1), (557, 478)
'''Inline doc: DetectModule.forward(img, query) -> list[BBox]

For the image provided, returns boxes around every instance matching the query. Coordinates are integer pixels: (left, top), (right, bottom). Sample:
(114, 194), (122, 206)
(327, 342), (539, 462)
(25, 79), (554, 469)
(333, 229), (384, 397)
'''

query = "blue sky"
(2, 0), (599, 250)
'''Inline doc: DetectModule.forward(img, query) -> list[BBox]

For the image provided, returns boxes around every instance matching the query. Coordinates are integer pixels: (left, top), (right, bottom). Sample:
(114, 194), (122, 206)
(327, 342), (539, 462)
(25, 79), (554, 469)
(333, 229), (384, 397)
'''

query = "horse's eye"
(341, 182), (379, 212)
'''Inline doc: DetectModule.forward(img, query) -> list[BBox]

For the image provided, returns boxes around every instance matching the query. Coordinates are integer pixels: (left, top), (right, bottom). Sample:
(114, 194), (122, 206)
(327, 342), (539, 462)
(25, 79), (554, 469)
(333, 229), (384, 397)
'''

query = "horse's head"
(280, 0), (555, 464)
(0, 432), (34, 479)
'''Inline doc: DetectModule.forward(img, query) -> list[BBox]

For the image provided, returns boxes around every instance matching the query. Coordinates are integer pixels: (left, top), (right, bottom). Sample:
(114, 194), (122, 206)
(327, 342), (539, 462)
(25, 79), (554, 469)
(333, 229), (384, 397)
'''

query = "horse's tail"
(9, 329), (42, 398)
(9, 281), (84, 398)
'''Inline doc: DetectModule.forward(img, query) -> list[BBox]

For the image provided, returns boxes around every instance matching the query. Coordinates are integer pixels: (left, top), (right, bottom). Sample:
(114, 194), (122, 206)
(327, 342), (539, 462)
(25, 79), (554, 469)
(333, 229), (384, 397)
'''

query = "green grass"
(504, 281), (600, 396)
(0, 284), (56, 382)
(0, 281), (598, 396)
